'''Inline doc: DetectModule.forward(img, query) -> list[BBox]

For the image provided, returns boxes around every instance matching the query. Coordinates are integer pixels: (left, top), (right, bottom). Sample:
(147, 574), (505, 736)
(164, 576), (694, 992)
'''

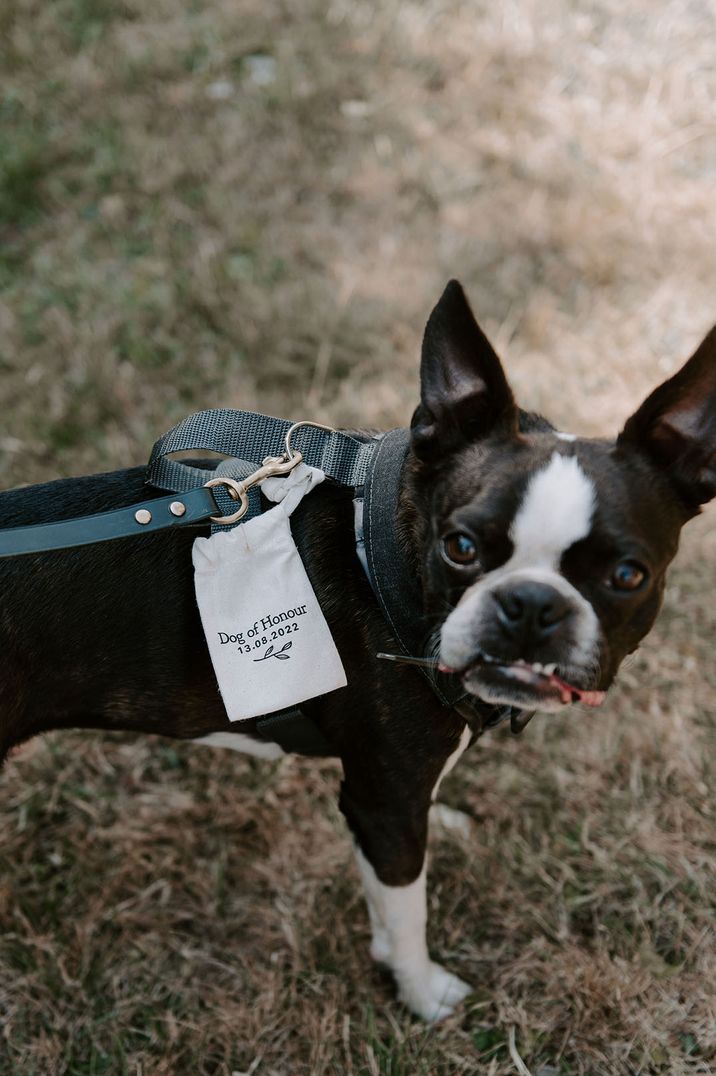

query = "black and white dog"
(1, 281), (714, 1020)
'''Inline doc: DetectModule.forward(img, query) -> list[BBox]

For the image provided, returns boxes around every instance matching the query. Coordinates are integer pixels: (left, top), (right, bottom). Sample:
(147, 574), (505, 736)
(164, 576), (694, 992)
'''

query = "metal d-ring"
(203, 476), (249, 525)
(284, 419), (336, 461)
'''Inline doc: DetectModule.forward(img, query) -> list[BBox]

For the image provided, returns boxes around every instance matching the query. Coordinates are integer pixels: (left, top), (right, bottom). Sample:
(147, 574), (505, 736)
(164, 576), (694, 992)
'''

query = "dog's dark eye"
(609, 560), (647, 591)
(441, 532), (479, 567)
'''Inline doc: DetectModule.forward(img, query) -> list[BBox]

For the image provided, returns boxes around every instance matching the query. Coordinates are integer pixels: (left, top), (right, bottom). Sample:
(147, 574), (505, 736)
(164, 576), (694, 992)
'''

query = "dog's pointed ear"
(617, 325), (716, 510)
(411, 280), (518, 459)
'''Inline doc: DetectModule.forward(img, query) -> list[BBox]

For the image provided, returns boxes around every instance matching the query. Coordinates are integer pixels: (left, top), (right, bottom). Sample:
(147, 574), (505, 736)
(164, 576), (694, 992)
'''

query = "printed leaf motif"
(252, 639), (293, 663)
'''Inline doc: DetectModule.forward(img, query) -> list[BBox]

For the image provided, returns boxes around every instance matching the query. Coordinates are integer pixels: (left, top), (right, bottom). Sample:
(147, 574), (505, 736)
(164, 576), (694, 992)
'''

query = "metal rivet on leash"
(134, 509), (152, 525)
(169, 501), (186, 517)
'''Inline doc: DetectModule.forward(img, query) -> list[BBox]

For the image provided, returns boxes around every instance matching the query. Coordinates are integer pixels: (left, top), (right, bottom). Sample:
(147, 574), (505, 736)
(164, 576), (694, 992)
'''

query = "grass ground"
(1, 0), (715, 1072)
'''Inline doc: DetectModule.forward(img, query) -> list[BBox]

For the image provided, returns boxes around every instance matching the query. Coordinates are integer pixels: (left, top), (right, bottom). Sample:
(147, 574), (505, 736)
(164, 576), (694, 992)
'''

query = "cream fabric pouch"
(192, 464), (347, 722)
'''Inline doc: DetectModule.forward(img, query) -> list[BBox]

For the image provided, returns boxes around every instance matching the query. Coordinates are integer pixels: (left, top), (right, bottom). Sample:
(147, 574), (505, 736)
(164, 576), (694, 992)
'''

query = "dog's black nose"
(493, 581), (572, 644)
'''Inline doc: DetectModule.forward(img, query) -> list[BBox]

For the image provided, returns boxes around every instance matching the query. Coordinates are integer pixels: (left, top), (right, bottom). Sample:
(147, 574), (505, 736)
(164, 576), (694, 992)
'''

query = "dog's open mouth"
(441, 653), (606, 708)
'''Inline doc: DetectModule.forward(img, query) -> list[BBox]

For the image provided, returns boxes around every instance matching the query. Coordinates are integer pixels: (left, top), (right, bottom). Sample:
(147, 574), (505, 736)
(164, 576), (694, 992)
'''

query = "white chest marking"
(509, 452), (595, 570)
(192, 732), (285, 760)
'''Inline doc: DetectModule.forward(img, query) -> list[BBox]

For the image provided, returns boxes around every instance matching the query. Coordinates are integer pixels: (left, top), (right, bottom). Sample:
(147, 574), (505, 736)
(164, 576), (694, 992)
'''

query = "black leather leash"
(0, 486), (219, 559)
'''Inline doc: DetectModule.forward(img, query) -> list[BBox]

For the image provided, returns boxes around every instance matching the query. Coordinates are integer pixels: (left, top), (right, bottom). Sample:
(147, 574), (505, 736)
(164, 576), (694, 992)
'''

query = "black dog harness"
(0, 410), (520, 751)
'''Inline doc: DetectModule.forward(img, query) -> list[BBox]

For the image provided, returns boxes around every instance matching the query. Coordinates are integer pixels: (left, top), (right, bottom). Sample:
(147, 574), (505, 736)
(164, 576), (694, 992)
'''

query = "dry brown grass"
(1, 0), (715, 1072)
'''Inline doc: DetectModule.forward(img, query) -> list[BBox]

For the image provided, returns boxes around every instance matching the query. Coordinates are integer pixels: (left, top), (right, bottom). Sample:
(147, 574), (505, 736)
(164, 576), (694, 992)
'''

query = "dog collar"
(359, 427), (523, 732)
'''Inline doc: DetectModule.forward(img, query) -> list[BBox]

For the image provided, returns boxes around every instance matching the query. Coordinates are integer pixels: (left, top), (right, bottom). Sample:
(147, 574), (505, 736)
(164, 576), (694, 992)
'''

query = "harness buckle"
(204, 420), (335, 525)
(204, 450), (304, 525)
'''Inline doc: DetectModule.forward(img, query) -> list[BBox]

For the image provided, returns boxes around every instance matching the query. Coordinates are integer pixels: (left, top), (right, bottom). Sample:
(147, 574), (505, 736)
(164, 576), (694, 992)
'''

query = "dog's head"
(410, 281), (715, 712)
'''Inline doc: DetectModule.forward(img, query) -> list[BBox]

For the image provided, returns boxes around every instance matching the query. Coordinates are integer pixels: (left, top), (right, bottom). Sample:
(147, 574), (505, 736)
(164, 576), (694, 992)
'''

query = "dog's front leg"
(354, 845), (471, 1021)
(340, 785), (472, 1021)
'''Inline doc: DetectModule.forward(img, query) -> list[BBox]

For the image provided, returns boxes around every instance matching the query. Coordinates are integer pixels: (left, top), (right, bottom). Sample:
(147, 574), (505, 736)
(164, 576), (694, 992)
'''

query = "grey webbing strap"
(148, 410), (376, 530)
(149, 411), (374, 487)
(0, 410), (375, 557)
(363, 428), (455, 706)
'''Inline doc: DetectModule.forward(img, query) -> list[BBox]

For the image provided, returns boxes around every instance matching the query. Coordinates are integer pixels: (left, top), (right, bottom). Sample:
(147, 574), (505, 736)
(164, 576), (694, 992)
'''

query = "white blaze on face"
(440, 451), (599, 674)
(509, 453), (595, 569)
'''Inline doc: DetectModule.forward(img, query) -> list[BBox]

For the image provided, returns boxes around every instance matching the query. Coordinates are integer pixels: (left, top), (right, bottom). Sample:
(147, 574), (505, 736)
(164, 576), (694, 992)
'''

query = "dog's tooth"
(531, 662), (544, 673)
(543, 663), (557, 675)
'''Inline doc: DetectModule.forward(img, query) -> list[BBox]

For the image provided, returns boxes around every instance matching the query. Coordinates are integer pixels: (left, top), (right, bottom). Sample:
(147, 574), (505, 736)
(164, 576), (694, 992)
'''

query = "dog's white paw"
(398, 962), (472, 1022)
(429, 962), (472, 1006)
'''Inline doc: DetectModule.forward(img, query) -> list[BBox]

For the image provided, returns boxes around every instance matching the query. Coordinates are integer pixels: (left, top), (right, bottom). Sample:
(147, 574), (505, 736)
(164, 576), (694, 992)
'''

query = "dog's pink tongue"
(550, 672), (605, 707)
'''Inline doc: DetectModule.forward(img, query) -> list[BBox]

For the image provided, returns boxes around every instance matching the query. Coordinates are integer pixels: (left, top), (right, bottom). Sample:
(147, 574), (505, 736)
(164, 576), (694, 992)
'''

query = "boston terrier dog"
(0, 281), (714, 1021)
